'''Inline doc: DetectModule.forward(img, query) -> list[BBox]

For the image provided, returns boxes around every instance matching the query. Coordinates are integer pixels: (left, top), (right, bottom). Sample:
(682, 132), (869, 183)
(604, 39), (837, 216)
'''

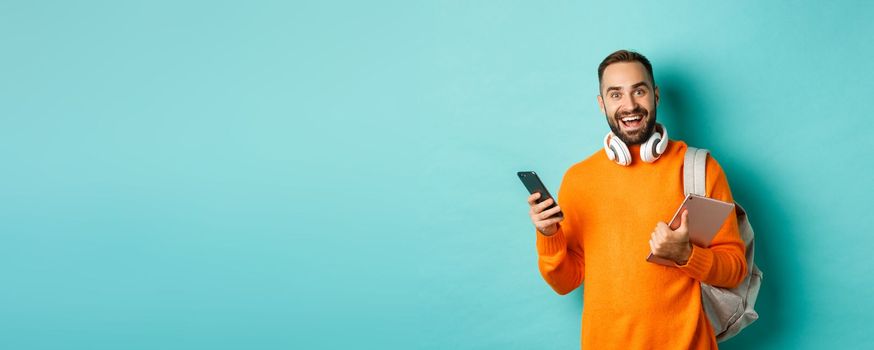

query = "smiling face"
(597, 61), (660, 145)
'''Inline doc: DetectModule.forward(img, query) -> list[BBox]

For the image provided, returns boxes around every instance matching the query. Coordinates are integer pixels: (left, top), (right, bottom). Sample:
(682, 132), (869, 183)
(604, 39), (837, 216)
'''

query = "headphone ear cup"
(611, 137), (631, 166)
(641, 124), (668, 163)
(603, 133), (617, 161)
(604, 132), (633, 166)
(656, 124), (669, 154)
(640, 132), (660, 163)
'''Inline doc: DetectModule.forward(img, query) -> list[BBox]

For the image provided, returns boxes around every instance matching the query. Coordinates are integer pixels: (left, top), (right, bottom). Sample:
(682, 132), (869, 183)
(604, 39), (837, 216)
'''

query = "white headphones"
(603, 123), (669, 166)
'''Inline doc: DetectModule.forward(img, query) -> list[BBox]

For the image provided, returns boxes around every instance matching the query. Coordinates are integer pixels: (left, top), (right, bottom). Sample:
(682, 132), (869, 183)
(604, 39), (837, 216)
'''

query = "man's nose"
(620, 94), (639, 112)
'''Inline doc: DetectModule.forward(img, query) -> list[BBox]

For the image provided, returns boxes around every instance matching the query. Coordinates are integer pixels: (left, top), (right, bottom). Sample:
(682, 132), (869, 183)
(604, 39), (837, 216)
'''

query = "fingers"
(529, 197), (555, 214)
(528, 193), (561, 232)
(536, 198), (554, 212)
(538, 216), (563, 228)
(650, 231), (666, 255)
(526, 192), (541, 206)
(654, 222), (672, 238)
(527, 193), (561, 235)
(650, 227), (669, 251)
(679, 209), (689, 229)
(536, 204), (562, 220)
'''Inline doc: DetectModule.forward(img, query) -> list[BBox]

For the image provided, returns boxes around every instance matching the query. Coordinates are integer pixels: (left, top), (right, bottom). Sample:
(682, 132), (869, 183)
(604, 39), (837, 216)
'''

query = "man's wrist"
(538, 224), (560, 236)
(674, 243), (693, 265)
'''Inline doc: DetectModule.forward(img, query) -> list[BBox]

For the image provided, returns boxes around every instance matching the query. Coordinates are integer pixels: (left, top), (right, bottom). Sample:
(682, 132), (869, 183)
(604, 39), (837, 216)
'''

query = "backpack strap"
(684, 145), (762, 342)
(683, 147), (710, 197)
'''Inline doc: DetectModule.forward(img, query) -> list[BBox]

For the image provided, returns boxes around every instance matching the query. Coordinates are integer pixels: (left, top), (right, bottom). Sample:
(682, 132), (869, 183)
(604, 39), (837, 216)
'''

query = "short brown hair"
(597, 50), (655, 89)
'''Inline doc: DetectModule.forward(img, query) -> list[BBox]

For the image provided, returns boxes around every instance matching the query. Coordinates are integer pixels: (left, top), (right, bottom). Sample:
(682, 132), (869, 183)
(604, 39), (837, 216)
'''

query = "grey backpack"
(684, 147), (763, 342)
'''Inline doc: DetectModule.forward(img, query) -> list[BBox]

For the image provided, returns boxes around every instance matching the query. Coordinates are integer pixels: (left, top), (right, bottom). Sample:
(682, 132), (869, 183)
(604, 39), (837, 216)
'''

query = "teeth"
(621, 116), (642, 122)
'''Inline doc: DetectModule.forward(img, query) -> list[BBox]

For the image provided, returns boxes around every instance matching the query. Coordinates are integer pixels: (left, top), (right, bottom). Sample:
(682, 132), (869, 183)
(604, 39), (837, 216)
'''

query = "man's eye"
(634, 89), (646, 96)
(610, 93), (620, 99)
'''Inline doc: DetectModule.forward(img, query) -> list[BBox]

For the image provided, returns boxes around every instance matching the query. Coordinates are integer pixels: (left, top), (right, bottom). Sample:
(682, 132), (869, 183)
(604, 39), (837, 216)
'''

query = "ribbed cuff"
(536, 226), (567, 256)
(676, 244), (714, 281)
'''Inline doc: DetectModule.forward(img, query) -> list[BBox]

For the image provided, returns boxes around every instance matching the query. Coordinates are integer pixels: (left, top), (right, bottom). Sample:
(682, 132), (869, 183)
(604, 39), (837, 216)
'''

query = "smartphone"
(517, 171), (564, 219)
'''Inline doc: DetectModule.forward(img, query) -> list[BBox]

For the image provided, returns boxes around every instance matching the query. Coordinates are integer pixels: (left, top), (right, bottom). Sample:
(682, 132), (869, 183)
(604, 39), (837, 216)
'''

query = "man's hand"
(527, 192), (563, 236)
(649, 209), (693, 265)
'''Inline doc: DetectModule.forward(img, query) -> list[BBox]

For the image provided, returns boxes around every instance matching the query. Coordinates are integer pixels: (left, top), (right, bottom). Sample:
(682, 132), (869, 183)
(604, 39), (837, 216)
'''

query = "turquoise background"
(2, 1), (872, 349)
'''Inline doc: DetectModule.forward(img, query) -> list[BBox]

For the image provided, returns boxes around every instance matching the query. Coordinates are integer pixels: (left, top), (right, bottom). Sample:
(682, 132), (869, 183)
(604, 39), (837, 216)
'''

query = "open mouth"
(620, 115), (644, 130)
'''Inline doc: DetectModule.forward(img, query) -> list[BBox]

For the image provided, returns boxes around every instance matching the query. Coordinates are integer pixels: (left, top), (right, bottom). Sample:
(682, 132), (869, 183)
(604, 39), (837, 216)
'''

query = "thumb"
(679, 209), (689, 231)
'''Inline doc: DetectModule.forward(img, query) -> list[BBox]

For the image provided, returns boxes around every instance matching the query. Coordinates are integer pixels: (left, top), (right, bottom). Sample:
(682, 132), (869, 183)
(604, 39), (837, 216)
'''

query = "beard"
(605, 106), (657, 145)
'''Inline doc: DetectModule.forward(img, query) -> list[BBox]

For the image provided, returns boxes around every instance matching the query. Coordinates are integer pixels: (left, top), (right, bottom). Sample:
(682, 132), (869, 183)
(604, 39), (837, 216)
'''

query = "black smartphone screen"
(517, 171), (564, 219)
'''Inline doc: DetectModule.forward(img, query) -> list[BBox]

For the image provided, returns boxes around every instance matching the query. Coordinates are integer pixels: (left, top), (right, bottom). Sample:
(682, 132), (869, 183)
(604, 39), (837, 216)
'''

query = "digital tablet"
(646, 193), (735, 266)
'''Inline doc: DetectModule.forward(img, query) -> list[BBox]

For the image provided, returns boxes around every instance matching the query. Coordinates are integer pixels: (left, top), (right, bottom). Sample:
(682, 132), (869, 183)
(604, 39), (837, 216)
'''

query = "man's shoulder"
(679, 141), (726, 168)
(558, 148), (608, 189)
(664, 139), (689, 159)
(566, 147), (607, 174)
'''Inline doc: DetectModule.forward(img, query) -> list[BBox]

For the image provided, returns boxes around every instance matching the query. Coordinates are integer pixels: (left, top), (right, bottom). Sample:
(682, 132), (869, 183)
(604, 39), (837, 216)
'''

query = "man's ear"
(597, 94), (605, 114)
(654, 86), (660, 107)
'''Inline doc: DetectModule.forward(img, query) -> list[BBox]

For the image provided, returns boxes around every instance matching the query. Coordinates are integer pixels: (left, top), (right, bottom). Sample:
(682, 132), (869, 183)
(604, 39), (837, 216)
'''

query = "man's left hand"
(650, 209), (692, 265)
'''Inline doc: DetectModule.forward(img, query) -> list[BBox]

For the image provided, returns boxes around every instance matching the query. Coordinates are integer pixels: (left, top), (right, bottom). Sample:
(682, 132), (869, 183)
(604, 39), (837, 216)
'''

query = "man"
(526, 50), (747, 349)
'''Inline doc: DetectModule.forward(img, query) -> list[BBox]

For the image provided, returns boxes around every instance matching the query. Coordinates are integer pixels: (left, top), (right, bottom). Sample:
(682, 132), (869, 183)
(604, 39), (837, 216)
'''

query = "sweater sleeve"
(536, 172), (585, 295)
(676, 155), (747, 288)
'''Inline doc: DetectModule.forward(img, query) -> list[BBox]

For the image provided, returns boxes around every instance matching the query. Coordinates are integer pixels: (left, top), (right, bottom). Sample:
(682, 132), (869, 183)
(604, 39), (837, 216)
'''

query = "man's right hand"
(527, 192), (564, 236)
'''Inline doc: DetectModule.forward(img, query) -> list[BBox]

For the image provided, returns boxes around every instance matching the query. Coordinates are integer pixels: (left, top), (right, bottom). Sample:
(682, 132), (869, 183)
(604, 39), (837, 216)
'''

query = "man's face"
(597, 62), (660, 145)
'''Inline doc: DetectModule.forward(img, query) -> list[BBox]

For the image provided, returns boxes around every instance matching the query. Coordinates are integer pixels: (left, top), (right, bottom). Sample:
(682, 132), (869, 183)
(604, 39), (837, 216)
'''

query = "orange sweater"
(536, 140), (747, 349)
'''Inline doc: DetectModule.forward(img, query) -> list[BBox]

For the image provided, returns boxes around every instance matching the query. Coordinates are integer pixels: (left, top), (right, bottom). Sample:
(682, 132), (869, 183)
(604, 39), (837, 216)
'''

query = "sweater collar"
(627, 143), (643, 163)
